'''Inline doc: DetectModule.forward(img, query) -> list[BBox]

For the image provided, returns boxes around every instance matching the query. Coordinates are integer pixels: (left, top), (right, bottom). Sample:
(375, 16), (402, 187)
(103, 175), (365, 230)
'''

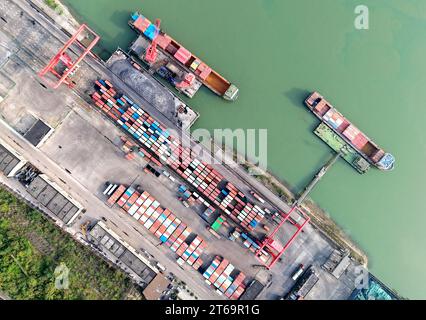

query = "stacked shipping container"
(215, 182), (265, 231)
(92, 81), (263, 236)
(106, 184), (246, 299)
(106, 184), (205, 271)
(241, 233), (261, 253)
(202, 256), (246, 300)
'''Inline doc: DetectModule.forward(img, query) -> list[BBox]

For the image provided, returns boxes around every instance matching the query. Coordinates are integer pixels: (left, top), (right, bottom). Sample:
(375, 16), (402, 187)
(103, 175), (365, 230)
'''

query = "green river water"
(61, 0), (426, 299)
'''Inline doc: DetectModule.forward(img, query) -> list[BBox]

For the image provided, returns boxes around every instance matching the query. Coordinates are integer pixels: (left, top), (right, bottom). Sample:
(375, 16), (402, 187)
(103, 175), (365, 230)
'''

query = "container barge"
(305, 92), (395, 171)
(129, 11), (239, 101)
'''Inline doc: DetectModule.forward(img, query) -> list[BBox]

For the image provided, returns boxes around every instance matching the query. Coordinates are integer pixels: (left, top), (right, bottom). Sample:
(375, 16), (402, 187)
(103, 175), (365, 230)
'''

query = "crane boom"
(38, 24), (100, 89)
(145, 19), (161, 64)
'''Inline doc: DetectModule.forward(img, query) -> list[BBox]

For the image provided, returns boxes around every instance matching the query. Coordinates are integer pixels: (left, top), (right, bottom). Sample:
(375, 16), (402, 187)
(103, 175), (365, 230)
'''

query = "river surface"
(61, 0), (426, 298)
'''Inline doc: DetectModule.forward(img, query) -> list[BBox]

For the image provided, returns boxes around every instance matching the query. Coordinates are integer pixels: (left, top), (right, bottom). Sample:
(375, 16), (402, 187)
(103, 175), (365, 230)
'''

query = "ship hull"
(305, 92), (395, 171)
(129, 13), (239, 101)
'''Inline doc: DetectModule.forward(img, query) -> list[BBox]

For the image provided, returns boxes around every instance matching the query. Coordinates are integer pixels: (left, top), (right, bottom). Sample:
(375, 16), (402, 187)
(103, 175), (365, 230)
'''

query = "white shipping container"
(146, 207), (155, 216)
(140, 213), (150, 223)
(135, 197), (145, 206)
(128, 204), (140, 216)
(144, 219), (154, 229)
(144, 198), (154, 207)
(152, 200), (160, 208)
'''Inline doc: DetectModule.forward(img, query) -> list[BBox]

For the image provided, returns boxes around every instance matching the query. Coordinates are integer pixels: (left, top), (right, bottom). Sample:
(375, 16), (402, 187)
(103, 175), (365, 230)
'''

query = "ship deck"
(129, 35), (203, 99)
(305, 92), (394, 170)
(129, 21), (231, 98)
(314, 124), (370, 174)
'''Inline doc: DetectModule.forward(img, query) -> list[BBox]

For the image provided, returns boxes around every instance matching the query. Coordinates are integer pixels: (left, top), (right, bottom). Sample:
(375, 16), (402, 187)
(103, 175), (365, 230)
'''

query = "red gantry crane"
(255, 206), (310, 269)
(144, 19), (161, 64)
(38, 24), (100, 89)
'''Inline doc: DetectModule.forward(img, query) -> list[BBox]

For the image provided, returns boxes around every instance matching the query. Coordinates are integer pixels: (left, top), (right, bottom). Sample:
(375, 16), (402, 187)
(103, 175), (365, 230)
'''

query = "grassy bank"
(44, 0), (63, 15)
(0, 187), (140, 300)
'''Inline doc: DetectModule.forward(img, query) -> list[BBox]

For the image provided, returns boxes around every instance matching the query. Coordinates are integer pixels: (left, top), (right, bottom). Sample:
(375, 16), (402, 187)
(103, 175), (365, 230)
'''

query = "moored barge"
(305, 92), (395, 171)
(314, 123), (370, 174)
(129, 11), (239, 101)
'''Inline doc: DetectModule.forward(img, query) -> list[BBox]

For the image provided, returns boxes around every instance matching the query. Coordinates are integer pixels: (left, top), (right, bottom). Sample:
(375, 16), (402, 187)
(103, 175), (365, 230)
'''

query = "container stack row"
(215, 182), (265, 231)
(176, 235), (206, 270)
(202, 256), (246, 300)
(166, 145), (264, 233)
(106, 184), (204, 271)
(177, 184), (209, 208)
(92, 79), (172, 167)
(91, 81), (264, 235)
(168, 147), (222, 200)
(241, 233), (261, 253)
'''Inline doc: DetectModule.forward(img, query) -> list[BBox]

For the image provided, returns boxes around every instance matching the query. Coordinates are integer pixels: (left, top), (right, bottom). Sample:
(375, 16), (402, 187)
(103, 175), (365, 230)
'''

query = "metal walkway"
(295, 152), (341, 207)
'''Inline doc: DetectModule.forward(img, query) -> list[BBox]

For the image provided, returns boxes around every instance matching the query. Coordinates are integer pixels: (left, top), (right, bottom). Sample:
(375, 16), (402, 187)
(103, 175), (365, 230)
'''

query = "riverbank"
(43, 0), (368, 267)
(34, 0), (79, 31)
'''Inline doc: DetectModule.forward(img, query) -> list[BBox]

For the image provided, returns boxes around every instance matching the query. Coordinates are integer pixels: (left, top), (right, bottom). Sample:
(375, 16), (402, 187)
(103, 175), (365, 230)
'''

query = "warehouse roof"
(27, 175), (80, 224)
(143, 275), (170, 300)
(0, 144), (20, 175)
(89, 223), (157, 287)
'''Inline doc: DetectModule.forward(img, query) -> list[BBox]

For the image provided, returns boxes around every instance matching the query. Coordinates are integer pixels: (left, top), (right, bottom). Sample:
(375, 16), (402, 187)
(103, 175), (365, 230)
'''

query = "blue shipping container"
(144, 24), (157, 40)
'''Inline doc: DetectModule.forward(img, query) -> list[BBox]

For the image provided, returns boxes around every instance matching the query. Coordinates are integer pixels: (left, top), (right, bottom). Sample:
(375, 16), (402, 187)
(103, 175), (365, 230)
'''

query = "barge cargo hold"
(314, 123), (370, 174)
(305, 92), (395, 171)
(129, 11), (239, 101)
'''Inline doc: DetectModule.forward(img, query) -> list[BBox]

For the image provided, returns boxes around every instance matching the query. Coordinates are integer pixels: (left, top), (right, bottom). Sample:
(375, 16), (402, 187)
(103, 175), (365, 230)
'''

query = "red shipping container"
(353, 133), (368, 150)
(156, 34), (172, 50)
(199, 67), (212, 80)
(134, 15), (151, 33)
(176, 242), (189, 257)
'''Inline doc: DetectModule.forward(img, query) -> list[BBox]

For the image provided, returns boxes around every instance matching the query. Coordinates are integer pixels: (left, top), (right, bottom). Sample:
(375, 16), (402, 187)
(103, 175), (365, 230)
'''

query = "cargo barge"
(314, 123), (370, 174)
(129, 11), (239, 101)
(305, 92), (395, 171)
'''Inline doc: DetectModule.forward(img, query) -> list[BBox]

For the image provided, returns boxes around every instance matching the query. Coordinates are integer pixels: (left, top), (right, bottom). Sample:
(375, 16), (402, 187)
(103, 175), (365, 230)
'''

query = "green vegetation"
(0, 187), (138, 299)
(241, 161), (294, 204)
(44, 0), (63, 15)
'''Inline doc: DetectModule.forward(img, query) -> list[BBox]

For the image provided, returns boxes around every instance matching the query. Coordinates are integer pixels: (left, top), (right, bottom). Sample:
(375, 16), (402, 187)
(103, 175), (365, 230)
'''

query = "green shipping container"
(211, 217), (224, 231)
